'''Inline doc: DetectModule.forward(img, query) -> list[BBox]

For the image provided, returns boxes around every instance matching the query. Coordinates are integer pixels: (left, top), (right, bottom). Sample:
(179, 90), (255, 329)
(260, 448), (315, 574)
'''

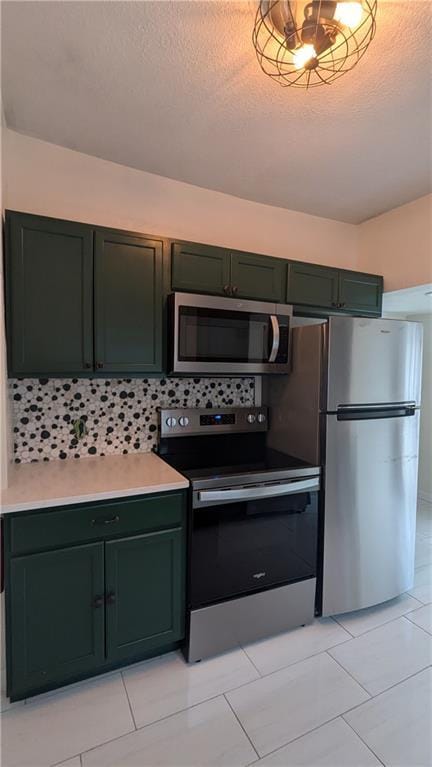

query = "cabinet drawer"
(9, 492), (185, 556)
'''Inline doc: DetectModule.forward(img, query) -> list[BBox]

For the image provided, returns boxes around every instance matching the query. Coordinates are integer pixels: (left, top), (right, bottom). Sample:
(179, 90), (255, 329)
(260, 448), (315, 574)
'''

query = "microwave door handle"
(198, 478), (320, 504)
(268, 315), (280, 363)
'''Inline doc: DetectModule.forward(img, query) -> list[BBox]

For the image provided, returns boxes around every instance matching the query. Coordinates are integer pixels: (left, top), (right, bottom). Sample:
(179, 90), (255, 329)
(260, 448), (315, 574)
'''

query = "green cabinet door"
(105, 528), (184, 663)
(94, 230), (163, 373)
(287, 262), (340, 309)
(339, 271), (383, 315)
(230, 252), (285, 302)
(5, 211), (94, 376)
(171, 242), (231, 295)
(8, 543), (105, 699)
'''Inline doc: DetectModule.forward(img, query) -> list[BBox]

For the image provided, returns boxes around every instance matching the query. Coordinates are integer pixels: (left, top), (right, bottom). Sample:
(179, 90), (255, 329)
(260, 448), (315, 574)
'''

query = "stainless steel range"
(158, 406), (321, 662)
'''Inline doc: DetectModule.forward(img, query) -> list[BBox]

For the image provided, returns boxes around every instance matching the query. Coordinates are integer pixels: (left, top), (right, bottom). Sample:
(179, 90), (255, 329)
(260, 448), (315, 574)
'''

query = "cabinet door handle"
(231, 285), (238, 295)
(223, 285), (231, 295)
(93, 595), (104, 609)
(92, 515), (120, 526)
(84, 362), (92, 369)
(96, 362), (104, 369)
(339, 301), (346, 308)
(106, 591), (116, 605)
(331, 301), (338, 308)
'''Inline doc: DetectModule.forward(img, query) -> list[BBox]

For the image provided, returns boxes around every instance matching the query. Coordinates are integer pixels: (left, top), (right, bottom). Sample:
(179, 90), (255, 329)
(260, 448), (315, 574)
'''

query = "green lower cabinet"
(105, 528), (184, 663)
(6, 495), (186, 700)
(9, 543), (105, 699)
(338, 271), (383, 315)
(287, 262), (340, 309)
(230, 252), (285, 302)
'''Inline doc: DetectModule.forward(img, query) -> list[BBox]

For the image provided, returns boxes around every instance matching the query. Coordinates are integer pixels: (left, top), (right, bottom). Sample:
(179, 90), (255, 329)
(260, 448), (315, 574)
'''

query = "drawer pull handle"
(92, 515), (120, 526)
(106, 591), (116, 605)
(93, 595), (104, 609)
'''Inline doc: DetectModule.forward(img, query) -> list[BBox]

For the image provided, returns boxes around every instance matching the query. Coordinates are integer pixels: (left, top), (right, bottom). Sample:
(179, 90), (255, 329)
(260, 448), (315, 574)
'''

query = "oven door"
(190, 477), (320, 609)
(170, 292), (291, 374)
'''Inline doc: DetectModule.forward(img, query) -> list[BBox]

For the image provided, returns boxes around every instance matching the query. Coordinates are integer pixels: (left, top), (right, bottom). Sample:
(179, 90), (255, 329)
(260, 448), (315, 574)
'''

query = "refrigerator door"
(326, 317), (423, 411)
(322, 408), (420, 616)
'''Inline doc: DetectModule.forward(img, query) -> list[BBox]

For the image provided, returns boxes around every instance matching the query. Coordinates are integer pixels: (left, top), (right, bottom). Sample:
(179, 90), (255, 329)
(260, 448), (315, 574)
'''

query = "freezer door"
(326, 317), (423, 411)
(322, 409), (419, 616)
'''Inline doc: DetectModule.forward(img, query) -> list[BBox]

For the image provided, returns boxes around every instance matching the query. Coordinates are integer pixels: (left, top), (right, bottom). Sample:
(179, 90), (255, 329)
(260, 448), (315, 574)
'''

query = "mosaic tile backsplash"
(10, 377), (255, 464)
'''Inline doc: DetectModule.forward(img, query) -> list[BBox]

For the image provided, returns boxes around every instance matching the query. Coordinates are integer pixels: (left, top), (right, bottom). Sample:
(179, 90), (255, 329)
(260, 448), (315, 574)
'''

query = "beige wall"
(359, 195), (432, 292)
(3, 129), (359, 270)
(412, 314), (432, 502)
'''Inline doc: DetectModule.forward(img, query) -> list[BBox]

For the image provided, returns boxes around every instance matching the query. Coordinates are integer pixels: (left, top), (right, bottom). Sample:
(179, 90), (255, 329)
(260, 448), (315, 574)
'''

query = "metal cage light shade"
(253, 1), (377, 88)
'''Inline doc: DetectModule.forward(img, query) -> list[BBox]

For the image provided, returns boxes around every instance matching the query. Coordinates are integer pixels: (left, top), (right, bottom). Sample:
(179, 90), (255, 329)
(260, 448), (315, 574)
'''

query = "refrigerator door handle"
(337, 401), (417, 411)
(337, 404), (416, 421)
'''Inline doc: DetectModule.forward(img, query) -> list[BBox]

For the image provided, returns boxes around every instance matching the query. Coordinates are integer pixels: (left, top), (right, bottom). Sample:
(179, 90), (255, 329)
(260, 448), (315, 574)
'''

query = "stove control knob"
(179, 416), (189, 427)
(247, 413), (256, 424)
(257, 413), (266, 423)
(165, 417), (177, 428)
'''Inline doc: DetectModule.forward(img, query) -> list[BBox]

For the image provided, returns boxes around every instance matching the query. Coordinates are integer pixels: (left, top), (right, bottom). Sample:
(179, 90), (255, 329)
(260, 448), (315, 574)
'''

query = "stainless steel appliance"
(267, 316), (423, 617)
(168, 292), (292, 375)
(158, 406), (321, 661)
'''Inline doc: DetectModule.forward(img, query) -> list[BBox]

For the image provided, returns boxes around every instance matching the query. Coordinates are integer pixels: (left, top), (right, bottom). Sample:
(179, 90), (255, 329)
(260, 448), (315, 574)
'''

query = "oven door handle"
(268, 315), (280, 363)
(197, 478), (320, 504)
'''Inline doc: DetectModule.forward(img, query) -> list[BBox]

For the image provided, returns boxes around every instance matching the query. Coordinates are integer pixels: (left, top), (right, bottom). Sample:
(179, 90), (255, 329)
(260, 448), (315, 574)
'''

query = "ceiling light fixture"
(252, 0), (377, 88)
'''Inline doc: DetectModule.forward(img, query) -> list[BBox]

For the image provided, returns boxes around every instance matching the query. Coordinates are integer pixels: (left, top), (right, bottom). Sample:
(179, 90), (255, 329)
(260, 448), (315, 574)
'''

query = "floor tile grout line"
(244, 705), (391, 767)
(50, 752), (83, 767)
(404, 613), (432, 635)
(239, 633), (357, 680)
(120, 671), (138, 731)
(330, 597), (425, 640)
(325, 650), (373, 697)
(78, 692), (236, 760)
(243, 713), (354, 765)
(328, 644), (432, 701)
(223, 693), (260, 762)
(332, 615), (355, 637)
(342, 715), (386, 766)
(240, 646), (264, 678)
(340, 664), (432, 717)
(402, 613), (432, 636)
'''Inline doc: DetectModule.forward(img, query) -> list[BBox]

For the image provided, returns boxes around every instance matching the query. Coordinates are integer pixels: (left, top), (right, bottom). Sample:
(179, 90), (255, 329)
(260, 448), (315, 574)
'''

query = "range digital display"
(200, 414), (236, 426)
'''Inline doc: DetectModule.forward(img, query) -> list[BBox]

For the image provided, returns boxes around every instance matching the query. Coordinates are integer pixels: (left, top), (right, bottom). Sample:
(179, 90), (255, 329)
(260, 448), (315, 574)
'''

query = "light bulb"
(293, 44), (317, 70)
(334, 2), (363, 28)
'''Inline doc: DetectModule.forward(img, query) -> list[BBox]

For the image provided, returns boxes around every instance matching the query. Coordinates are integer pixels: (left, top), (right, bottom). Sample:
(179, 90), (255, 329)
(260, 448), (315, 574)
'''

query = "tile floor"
(1, 501), (432, 767)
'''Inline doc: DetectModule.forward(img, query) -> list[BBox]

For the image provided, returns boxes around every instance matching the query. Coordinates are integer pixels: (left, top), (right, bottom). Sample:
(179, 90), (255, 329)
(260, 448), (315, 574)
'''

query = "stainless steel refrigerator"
(267, 316), (423, 616)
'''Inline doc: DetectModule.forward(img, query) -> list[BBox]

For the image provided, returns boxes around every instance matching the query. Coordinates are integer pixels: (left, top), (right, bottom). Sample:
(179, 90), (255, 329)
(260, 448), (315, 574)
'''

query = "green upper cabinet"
(94, 231), (163, 373)
(5, 212), (94, 376)
(5, 212), (165, 376)
(287, 262), (340, 309)
(8, 543), (105, 700)
(171, 242), (285, 302)
(104, 527), (184, 663)
(171, 242), (231, 296)
(286, 262), (382, 315)
(338, 271), (383, 315)
(230, 252), (285, 302)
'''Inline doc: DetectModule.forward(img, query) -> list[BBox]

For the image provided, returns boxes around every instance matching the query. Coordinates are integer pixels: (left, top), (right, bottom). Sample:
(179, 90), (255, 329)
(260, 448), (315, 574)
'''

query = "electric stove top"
(157, 406), (320, 490)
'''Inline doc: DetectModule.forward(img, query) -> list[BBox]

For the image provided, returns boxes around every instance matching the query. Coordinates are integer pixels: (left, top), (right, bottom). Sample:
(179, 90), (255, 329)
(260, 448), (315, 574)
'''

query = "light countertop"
(0, 452), (189, 514)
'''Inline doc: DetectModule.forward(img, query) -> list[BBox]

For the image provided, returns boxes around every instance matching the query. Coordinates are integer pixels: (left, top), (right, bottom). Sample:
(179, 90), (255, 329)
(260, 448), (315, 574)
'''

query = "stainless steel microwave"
(168, 292), (292, 375)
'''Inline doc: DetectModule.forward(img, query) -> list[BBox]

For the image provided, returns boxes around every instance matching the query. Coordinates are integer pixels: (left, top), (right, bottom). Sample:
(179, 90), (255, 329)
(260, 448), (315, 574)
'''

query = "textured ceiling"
(2, 1), (431, 223)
